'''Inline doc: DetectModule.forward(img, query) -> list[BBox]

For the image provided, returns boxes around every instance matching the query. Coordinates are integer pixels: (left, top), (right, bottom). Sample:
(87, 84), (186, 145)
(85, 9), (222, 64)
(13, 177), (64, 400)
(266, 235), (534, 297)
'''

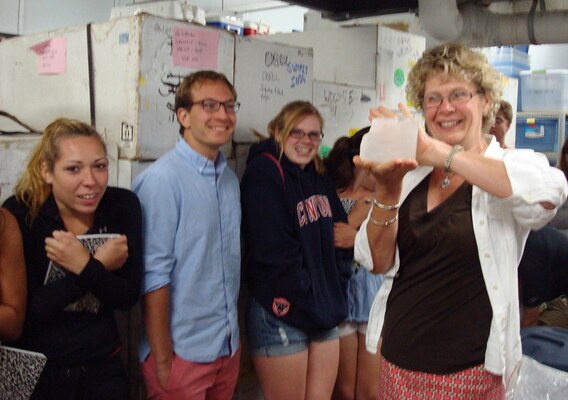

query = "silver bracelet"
(373, 197), (401, 210)
(444, 144), (464, 174)
(369, 214), (399, 227)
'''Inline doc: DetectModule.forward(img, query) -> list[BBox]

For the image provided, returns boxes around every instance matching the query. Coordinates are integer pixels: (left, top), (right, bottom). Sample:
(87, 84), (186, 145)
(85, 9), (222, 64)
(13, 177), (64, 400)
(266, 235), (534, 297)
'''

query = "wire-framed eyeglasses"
(423, 90), (481, 109)
(189, 99), (240, 114)
(289, 129), (324, 142)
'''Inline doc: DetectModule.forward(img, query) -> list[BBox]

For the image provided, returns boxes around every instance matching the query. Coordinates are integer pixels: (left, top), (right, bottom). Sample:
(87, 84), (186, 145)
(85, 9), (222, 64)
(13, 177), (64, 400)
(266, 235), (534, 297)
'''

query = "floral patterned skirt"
(378, 357), (505, 400)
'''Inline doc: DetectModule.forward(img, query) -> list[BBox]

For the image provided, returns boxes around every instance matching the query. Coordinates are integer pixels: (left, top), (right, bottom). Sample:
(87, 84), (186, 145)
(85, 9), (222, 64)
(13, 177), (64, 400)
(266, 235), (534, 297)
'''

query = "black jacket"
(241, 138), (351, 332)
(3, 187), (142, 366)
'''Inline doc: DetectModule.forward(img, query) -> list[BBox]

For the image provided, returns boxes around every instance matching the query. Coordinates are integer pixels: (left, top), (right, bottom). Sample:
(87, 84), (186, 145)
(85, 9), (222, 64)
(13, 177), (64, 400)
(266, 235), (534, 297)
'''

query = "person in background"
(324, 127), (383, 400)
(3, 118), (142, 399)
(354, 43), (567, 399)
(241, 100), (352, 400)
(0, 206), (26, 342)
(488, 99), (513, 149)
(549, 137), (568, 235)
(134, 70), (242, 399)
(517, 224), (568, 327)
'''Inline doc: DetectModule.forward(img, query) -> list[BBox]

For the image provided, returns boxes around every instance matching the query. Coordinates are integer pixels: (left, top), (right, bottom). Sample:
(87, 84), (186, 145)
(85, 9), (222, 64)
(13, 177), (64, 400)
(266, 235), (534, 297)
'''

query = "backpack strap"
(262, 152), (285, 187)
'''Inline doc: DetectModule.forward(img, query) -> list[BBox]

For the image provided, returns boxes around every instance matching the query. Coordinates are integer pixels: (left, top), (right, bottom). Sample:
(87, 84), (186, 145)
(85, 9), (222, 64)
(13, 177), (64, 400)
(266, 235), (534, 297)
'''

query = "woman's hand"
(94, 235), (128, 271)
(334, 222), (357, 248)
(45, 230), (90, 275)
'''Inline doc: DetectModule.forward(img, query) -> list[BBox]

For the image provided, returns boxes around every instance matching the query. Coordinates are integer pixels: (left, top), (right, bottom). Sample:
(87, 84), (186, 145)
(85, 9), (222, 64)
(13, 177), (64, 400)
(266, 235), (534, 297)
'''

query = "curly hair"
(268, 100), (325, 174)
(406, 43), (503, 133)
(14, 118), (106, 222)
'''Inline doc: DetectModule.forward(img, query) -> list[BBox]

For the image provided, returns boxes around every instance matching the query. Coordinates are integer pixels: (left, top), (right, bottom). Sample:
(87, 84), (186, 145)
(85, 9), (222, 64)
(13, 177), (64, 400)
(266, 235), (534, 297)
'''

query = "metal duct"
(419, 0), (568, 46)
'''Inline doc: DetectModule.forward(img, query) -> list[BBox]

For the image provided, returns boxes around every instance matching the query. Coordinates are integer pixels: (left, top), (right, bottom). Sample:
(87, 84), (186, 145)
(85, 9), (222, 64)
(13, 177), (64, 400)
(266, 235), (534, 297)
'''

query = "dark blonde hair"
(498, 100), (513, 126)
(175, 70), (237, 136)
(268, 101), (325, 173)
(14, 118), (106, 222)
(407, 43), (503, 133)
(324, 127), (370, 191)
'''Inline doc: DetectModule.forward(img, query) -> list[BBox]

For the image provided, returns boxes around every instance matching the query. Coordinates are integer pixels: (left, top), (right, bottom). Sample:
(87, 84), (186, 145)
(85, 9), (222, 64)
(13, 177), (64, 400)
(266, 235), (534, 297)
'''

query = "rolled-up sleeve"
(500, 149), (567, 229)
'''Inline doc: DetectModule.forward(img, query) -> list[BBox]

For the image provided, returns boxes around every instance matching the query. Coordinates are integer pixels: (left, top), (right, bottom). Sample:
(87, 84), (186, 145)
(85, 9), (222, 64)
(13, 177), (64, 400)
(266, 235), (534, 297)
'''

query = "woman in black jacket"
(241, 101), (351, 400)
(3, 118), (142, 400)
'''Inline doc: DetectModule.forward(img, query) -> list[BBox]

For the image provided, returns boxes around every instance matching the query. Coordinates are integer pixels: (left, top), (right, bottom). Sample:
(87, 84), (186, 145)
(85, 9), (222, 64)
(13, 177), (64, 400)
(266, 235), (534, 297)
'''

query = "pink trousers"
(141, 348), (241, 400)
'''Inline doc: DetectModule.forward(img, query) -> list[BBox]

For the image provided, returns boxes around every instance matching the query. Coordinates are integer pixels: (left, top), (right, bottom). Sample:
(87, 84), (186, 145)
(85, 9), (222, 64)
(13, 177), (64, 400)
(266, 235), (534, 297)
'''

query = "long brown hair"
(268, 101), (325, 174)
(14, 118), (106, 222)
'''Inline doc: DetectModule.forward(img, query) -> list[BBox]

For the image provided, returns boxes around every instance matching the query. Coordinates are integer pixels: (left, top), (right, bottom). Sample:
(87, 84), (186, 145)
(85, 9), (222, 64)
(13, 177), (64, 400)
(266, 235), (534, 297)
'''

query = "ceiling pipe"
(419, 0), (568, 47)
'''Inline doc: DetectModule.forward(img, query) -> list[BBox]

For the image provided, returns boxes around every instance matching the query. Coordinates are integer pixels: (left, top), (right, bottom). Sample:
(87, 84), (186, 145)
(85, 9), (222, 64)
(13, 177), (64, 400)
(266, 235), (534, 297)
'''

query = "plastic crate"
(490, 46), (529, 78)
(515, 116), (560, 152)
(520, 70), (568, 112)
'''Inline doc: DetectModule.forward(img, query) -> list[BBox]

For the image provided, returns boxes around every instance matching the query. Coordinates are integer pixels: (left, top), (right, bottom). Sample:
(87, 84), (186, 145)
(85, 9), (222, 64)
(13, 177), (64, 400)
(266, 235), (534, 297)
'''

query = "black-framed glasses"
(189, 99), (240, 114)
(289, 128), (324, 142)
(423, 90), (481, 109)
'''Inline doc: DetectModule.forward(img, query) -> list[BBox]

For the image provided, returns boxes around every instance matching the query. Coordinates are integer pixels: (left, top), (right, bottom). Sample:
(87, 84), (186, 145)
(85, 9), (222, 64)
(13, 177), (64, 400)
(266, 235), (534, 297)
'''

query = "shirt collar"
(175, 137), (227, 175)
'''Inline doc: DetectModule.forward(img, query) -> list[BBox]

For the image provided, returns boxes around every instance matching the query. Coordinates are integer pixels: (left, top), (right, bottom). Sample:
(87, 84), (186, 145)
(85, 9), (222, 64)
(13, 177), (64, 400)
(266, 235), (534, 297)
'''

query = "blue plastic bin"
(515, 117), (559, 152)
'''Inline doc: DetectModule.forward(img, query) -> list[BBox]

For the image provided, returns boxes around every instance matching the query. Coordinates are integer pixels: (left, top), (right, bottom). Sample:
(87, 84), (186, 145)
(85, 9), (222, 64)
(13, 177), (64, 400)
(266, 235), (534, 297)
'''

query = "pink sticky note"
(172, 27), (219, 69)
(34, 37), (66, 75)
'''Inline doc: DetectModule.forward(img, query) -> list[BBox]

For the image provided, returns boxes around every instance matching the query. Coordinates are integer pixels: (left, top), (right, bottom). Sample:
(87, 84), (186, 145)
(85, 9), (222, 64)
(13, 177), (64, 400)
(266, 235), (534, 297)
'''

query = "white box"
(233, 37), (314, 142)
(117, 159), (153, 190)
(258, 26), (377, 89)
(0, 15), (236, 160)
(110, 1), (206, 25)
(92, 15), (236, 159)
(520, 70), (568, 112)
(0, 25), (93, 134)
(0, 134), (41, 204)
(376, 26), (426, 110)
(313, 81), (376, 149)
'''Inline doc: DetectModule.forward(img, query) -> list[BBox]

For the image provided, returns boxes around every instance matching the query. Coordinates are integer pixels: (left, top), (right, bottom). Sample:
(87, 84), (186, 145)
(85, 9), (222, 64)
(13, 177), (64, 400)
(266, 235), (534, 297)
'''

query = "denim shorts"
(246, 296), (339, 357)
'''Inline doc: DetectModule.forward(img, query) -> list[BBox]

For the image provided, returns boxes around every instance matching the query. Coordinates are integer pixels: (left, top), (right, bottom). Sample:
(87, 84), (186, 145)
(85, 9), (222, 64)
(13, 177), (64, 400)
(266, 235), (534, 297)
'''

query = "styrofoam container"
(110, 1), (206, 25)
(0, 134), (41, 203)
(0, 15), (235, 161)
(520, 70), (568, 112)
(93, 15), (235, 160)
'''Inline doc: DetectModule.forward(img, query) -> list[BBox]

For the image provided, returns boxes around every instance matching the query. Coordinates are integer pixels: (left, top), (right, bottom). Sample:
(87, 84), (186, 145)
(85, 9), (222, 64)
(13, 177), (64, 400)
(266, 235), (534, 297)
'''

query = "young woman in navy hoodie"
(241, 101), (352, 400)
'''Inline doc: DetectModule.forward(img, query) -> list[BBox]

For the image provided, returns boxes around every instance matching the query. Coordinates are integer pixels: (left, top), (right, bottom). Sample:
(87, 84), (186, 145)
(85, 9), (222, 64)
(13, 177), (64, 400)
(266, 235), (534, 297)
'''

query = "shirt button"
(484, 252), (491, 259)
(493, 285), (499, 291)
(479, 219), (485, 226)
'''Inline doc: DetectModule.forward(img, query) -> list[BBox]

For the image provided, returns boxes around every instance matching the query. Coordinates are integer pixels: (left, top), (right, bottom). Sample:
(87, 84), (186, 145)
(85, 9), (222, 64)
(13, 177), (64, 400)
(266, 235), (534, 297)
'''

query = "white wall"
(530, 44), (568, 70)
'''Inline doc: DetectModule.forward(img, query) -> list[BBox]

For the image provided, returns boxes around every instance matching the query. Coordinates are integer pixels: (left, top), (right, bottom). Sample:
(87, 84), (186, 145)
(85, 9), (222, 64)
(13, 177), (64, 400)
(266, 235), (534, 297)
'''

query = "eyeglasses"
(189, 99), (240, 114)
(423, 90), (481, 109)
(289, 129), (324, 142)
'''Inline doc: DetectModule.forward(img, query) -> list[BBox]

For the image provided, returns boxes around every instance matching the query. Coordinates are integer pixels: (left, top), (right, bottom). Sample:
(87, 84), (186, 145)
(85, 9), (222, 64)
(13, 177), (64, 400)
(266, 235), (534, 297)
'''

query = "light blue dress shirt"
(134, 138), (241, 363)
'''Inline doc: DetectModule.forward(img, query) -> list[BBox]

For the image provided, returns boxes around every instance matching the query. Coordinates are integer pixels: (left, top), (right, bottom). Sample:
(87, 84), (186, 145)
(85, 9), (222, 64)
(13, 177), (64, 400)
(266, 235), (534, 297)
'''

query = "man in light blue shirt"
(133, 71), (241, 399)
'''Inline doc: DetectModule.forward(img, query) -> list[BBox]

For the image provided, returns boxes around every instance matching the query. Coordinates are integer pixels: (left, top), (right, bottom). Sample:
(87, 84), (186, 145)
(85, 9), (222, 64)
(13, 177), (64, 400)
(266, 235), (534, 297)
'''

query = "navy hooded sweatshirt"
(241, 138), (352, 333)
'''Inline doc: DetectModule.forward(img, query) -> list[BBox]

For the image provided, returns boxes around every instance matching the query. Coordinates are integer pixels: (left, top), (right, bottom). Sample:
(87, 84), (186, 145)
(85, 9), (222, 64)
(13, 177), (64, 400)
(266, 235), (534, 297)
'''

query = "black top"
(3, 187), (142, 366)
(381, 176), (492, 373)
(241, 138), (352, 333)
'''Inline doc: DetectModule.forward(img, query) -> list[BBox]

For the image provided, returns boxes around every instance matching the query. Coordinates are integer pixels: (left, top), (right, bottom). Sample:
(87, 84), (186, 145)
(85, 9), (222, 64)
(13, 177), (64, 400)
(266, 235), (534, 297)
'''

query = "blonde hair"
(14, 118), (106, 222)
(268, 101), (325, 174)
(407, 43), (503, 133)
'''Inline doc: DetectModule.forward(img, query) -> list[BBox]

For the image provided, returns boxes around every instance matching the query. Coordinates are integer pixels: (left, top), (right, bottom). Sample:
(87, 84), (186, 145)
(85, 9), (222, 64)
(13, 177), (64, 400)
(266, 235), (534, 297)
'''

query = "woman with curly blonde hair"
(355, 43), (567, 399)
